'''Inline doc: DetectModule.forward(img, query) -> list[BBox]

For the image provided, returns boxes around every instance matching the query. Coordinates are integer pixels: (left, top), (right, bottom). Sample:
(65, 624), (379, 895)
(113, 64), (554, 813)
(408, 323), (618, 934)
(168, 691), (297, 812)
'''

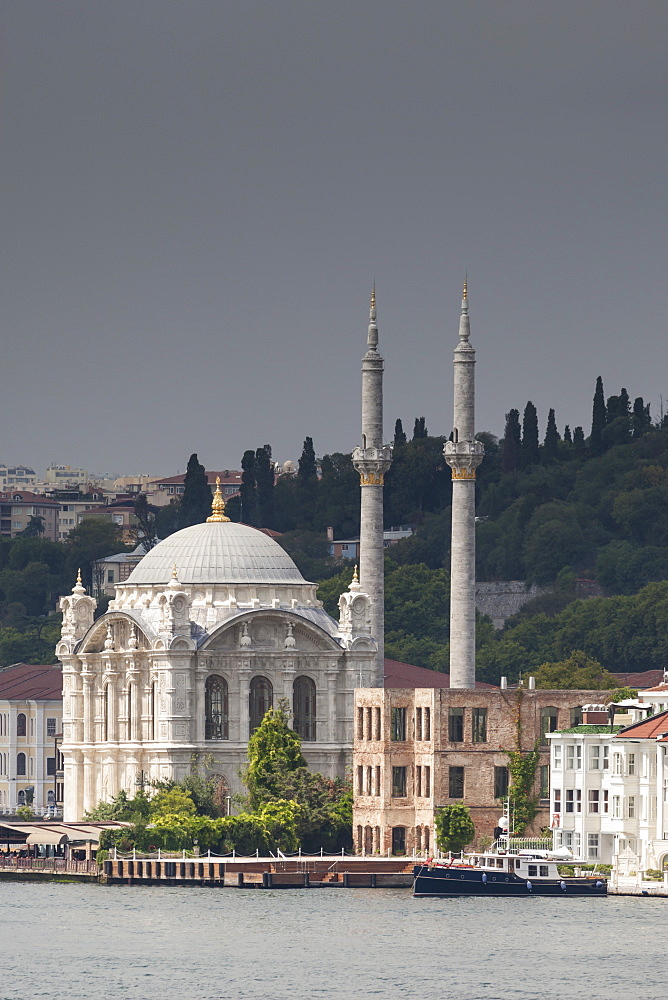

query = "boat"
(413, 842), (607, 898)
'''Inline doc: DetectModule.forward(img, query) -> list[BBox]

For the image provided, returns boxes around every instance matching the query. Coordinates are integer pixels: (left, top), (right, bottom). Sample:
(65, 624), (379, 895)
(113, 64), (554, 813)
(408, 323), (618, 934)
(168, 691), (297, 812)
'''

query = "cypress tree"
(521, 401), (540, 467)
(632, 397), (651, 438)
(573, 426), (585, 451)
(543, 408), (560, 461)
(296, 436), (318, 529)
(240, 450), (258, 526)
(298, 437), (318, 483)
(590, 376), (606, 454)
(255, 445), (275, 528)
(178, 454), (212, 528)
(563, 425), (572, 444)
(413, 416), (428, 440)
(394, 419), (407, 447)
(501, 409), (522, 472)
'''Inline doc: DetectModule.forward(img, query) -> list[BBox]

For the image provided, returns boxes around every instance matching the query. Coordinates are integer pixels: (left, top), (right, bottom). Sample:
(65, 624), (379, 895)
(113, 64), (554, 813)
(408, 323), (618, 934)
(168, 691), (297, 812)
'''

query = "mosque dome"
(124, 520), (305, 587)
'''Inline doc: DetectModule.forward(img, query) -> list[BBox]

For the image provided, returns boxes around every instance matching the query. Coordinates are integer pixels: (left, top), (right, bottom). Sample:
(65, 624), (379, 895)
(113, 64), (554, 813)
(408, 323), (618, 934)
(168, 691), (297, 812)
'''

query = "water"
(1, 883), (666, 1000)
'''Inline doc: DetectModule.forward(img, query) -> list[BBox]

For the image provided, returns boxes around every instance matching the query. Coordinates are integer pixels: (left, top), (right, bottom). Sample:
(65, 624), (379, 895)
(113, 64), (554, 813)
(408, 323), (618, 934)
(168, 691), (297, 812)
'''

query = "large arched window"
(205, 675), (229, 740)
(293, 676), (316, 741)
(17, 713), (26, 737)
(17, 752), (26, 776)
(249, 676), (273, 733)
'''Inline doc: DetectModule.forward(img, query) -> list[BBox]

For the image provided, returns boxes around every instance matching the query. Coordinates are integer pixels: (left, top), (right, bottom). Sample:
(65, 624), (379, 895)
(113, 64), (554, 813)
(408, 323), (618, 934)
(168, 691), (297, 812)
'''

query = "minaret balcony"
(352, 445), (393, 484)
(444, 440), (484, 477)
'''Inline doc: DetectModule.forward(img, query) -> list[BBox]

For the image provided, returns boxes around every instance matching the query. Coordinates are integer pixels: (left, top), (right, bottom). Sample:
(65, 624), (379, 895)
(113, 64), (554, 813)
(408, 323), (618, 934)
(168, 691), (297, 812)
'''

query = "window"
(391, 827), (406, 855)
(588, 834), (599, 859)
(46, 757), (56, 776)
(17, 752), (26, 776)
(424, 765), (430, 797)
(206, 675), (229, 740)
(588, 790), (600, 814)
(553, 745), (562, 769)
(416, 708), (422, 741)
(628, 795), (635, 819)
(472, 708), (487, 743)
(416, 765), (422, 797)
(539, 765), (549, 800)
(423, 708), (431, 741)
(249, 676), (273, 733)
(46, 718), (56, 738)
(540, 707), (558, 743)
(628, 753), (635, 775)
(612, 795), (621, 818)
(373, 707), (381, 740)
(566, 745), (581, 770)
(565, 789), (581, 813)
(553, 788), (561, 813)
(589, 745), (600, 770)
(107, 570), (114, 583)
(449, 766), (464, 798)
(357, 765), (364, 795)
(375, 765), (380, 796)
(448, 708), (464, 742)
(613, 753), (623, 775)
(392, 766), (407, 797)
(603, 745), (609, 770)
(602, 790), (609, 814)
(357, 707), (364, 740)
(528, 865), (538, 877)
(539, 865), (549, 877)
(17, 713), (26, 737)
(570, 707), (583, 727)
(391, 707), (406, 742)
(494, 766), (509, 799)
(293, 676), (316, 741)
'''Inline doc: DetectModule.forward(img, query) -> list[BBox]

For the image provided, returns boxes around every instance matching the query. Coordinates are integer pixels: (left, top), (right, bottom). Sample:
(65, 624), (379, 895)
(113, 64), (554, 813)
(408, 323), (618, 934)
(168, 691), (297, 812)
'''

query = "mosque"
(57, 291), (389, 822)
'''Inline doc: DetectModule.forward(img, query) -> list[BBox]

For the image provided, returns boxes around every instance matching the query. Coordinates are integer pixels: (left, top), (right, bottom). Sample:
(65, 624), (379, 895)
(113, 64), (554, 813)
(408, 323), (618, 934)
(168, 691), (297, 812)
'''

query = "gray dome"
(124, 521), (305, 586)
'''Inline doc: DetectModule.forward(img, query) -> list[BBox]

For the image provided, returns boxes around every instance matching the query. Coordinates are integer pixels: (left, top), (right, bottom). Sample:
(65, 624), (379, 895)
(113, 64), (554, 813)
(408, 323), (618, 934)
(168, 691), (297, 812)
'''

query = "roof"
(0, 663), (62, 700)
(616, 709), (668, 740)
(0, 491), (59, 506)
(610, 670), (665, 689)
(383, 658), (497, 689)
(555, 725), (622, 735)
(124, 520), (305, 586)
(155, 471), (242, 486)
(638, 681), (668, 694)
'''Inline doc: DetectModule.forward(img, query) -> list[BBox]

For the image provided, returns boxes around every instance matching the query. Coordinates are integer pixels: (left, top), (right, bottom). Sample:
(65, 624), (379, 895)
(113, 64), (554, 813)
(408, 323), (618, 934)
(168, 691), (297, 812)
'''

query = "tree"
(178, 454), (212, 528)
(435, 803), (475, 853)
(21, 516), (45, 537)
(573, 425), (585, 451)
(542, 408), (560, 462)
(245, 701), (307, 810)
(240, 449), (258, 526)
(65, 519), (125, 591)
(298, 437), (318, 482)
(521, 401), (539, 467)
(412, 416), (428, 440)
(501, 409), (522, 472)
(393, 419), (407, 447)
(532, 650), (618, 689)
(255, 445), (275, 528)
(296, 437), (318, 527)
(590, 375), (606, 454)
(133, 494), (158, 550)
(563, 425), (572, 444)
(632, 397), (651, 438)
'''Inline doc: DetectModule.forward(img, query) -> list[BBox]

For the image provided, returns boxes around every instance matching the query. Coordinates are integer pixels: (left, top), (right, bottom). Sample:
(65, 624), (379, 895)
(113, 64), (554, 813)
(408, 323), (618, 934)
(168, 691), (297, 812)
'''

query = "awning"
(25, 830), (69, 846)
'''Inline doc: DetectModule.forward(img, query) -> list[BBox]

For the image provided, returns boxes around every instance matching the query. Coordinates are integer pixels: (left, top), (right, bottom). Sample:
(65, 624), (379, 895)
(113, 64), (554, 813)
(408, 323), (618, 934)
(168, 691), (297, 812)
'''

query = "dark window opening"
(392, 766), (407, 797)
(449, 765), (464, 798)
(449, 708), (464, 743)
(293, 676), (316, 741)
(205, 675), (229, 740)
(391, 707), (406, 741)
(249, 676), (273, 733)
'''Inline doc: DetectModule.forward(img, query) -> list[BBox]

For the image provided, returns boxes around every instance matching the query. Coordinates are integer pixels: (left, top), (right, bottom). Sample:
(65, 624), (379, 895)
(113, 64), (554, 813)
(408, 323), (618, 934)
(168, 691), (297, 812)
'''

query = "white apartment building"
(548, 704), (668, 871)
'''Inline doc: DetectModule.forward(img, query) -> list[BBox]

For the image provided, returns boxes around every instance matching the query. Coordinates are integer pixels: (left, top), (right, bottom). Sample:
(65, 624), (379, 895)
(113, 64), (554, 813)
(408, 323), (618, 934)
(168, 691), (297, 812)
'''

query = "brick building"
(352, 684), (607, 856)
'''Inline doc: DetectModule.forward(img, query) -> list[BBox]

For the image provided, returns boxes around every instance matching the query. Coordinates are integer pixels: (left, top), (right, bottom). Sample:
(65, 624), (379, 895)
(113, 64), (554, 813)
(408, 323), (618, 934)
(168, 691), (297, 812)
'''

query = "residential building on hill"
(147, 471), (242, 507)
(0, 466), (37, 490)
(0, 663), (63, 816)
(0, 492), (60, 541)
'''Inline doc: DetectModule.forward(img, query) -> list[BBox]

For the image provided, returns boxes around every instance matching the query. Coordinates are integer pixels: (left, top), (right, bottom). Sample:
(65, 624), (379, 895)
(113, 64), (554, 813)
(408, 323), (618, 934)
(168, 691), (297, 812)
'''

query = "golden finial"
(353, 564), (359, 582)
(462, 276), (468, 300)
(172, 562), (178, 579)
(370, 283), (376, 312)
(77, 568), (82, 585)
(207, 476), (230, 522)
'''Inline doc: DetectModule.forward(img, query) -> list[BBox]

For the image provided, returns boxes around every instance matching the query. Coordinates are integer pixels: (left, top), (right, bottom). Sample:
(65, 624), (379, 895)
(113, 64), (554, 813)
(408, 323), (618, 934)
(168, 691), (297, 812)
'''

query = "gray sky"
(2, 1), (666, 477)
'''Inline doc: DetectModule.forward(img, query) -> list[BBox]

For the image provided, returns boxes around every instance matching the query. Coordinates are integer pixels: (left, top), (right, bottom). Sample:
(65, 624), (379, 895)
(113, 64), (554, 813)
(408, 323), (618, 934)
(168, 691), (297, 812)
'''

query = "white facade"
(57, 501), (378, 821)
(549, 706), (668, 870)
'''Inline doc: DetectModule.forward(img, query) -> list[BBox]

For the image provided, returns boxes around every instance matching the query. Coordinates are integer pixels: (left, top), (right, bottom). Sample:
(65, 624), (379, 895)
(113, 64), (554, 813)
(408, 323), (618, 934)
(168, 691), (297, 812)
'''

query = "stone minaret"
(352, 287), (392, 685)
(443, 280), (484, 688)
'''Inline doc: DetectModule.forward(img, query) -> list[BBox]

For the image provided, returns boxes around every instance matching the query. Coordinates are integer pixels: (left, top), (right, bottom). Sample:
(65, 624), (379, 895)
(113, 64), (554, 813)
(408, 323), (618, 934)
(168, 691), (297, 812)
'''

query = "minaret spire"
(444, 278), (484, 688)
(352, 285), (392, 684)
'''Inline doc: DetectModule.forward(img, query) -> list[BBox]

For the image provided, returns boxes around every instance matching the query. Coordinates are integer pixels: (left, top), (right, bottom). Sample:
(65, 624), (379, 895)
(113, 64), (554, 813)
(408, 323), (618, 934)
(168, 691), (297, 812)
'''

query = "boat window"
(508, 859), (515, 871)
(496, 859), (503, 869)
(528, 865), (538, 876)
(539, 865), (549, 877)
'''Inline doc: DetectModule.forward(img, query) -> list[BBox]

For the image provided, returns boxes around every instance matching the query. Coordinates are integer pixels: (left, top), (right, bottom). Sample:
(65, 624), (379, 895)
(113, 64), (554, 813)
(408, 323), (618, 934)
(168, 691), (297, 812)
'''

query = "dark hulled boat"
(413, 845), (607, 898)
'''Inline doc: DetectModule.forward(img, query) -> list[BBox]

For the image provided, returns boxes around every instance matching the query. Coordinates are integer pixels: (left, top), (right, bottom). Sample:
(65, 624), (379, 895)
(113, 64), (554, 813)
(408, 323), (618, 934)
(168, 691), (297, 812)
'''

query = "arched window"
(150, 681), (157, 740)
(540, 707), (559, 744)
(17, 713), (26, 737)
(47, 790), (55, 805)
(293, 676), (316, 741)
(17, 789), (26, 806)
(17, 752), (26, 776)
(205, 675), (229, 740)
(249, 676), (273, 733)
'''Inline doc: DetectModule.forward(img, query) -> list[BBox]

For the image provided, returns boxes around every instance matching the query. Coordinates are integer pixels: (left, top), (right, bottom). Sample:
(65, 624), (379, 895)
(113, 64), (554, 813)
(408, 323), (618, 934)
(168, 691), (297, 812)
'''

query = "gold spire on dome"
(462, 276), (468, 300)
(77, 568), (82, 586)
(172, 563), (178, 578)
(370, 284), (376, 312)
(207, 476), (230, 522)
(353, 564), (359, 583)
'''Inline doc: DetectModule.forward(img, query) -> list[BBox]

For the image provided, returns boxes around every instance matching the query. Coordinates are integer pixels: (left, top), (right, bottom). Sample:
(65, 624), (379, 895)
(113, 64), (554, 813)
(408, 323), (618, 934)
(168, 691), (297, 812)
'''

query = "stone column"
(352, 288), (392, 685)
(444, 282), (484, 689)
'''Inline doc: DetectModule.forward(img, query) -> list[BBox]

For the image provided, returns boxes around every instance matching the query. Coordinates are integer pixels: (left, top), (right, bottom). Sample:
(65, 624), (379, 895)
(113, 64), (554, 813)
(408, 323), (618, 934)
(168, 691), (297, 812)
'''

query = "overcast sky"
(1, 1), (666, 477)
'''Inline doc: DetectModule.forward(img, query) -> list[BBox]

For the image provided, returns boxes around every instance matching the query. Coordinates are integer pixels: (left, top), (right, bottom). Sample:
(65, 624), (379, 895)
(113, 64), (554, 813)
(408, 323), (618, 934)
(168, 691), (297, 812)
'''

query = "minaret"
(443, 280), (484, 688)
(352, 287), (392, 685)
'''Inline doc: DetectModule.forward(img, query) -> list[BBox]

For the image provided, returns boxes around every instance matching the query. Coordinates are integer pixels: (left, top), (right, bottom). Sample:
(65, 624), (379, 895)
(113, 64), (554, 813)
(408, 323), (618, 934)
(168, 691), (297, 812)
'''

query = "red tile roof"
(383, 658), (497, 689)
(0, 491), (59, 506)
(610, 670), (664, 689)
(0, 663), (62, 700)
(616, 710), (668, 740)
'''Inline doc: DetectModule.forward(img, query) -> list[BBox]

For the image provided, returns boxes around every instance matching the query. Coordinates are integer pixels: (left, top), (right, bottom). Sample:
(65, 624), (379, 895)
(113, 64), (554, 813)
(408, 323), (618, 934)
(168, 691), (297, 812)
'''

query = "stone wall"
(475, 581), (548, 629)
